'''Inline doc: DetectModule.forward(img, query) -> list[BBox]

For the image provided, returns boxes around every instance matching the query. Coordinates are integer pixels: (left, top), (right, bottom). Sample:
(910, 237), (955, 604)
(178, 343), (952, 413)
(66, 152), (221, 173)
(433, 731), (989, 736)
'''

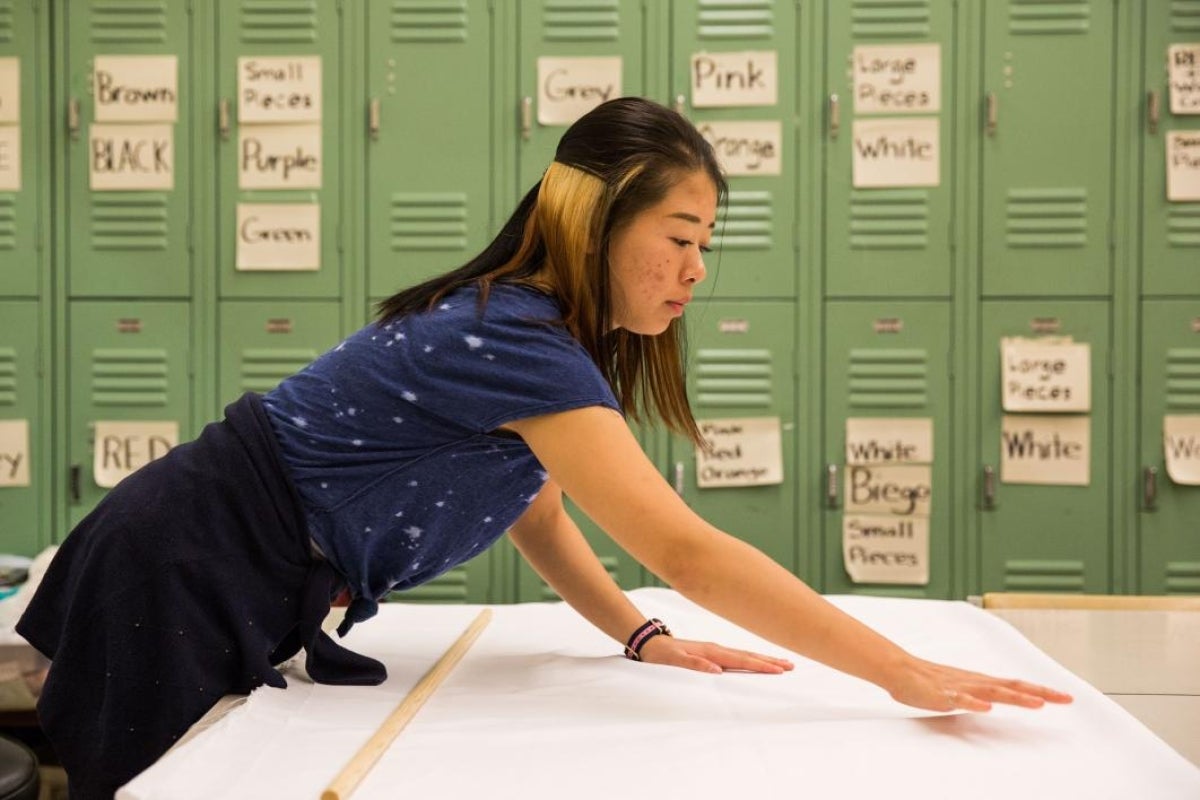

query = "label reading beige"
(0, 57), (18, 123)
(0, 126), (18, 191)
(844, 464), (931, 517)
(696, 417), (783, 488)
(1164, 415), (1200, 485)
(853, 43), (940, 114)
(537, 57), (621, 125)
(843, 514), (929, 585)
(236, 203), (320, 271)
(1167, 131), (1200, 202)
(696, 120), (781, 176)
(239, 123), (321, 189)
(1168, 44), (1200, 115)
(1001, 338), (1091, 412)
(89, 124), (174, 191)
(93, 56), (178, 122)
(93, 421), (178, 488)
(845, 418), (932, 465)
(239, 57), (322, 123)
(852, 117), (939, 187)
(0, 420), (30, 487)
(1000, 415), (1090, 486)
(691, 50), (777, 108)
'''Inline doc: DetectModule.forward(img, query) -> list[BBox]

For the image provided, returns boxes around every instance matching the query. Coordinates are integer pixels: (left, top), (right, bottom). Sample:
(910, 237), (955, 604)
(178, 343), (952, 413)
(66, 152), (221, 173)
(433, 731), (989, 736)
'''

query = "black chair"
(0, 736), (38, 800)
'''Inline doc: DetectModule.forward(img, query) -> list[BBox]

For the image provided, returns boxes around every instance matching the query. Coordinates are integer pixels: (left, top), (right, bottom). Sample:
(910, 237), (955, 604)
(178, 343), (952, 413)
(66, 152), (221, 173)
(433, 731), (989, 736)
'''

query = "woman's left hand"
(636, 634), (795, 674)
(885, 656), (1074, 713)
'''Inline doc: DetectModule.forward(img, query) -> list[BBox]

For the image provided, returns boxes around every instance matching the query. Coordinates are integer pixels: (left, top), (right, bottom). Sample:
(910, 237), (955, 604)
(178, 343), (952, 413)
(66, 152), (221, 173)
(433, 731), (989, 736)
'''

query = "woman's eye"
(671, 238), (692, 248)
(699, 244), (713, 254)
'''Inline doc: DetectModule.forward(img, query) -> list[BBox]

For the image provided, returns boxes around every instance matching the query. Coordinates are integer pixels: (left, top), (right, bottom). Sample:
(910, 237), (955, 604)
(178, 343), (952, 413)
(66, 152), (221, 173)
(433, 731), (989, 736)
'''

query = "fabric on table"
(119, 589), (1200, 800)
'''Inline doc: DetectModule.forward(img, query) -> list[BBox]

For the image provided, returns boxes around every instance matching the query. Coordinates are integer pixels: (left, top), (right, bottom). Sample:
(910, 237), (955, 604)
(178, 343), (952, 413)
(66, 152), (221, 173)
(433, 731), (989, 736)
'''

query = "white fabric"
(119, 589), (1200, 799)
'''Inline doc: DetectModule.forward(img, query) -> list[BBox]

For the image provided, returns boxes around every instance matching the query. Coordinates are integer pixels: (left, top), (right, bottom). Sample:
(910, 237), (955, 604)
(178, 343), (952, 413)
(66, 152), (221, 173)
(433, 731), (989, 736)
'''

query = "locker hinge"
(185, 0), (193, 14)
(336, 0), (344, 14)
(1108, 220), (1115, 251)
(337, 223), (344, 254)
(186, 222), (193, 254)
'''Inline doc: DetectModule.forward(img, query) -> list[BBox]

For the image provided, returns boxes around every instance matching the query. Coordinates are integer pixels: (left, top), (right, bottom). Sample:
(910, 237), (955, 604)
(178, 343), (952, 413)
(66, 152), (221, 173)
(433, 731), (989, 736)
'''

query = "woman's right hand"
(884, 656), (1074, 713)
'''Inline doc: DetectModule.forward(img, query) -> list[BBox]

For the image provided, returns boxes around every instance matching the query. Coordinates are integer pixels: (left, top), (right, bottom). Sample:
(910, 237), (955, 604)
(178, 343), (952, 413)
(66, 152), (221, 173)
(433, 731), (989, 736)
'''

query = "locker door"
(823, 301), (952, 598)
(67, 301), (192, 528)
(217, 0), (341, 299)
(0, 301), (43, 554)
(671, 301), (797, 572)
(1139, 301), (1200, 595)
(217, 300), (341, 407)
(980, 0), (1115, 296)
(516, 0), (646, 191)
(389, 550), (492, 604)
(824, 0), (956, 298)
(671, 1), (798, 298)
(1141, 0), (1200, 295)
(365, 0), (495, 299)
(63, 0), (192, 298)
(979, 301), (1111, 593)
(0, 0), (40, 296)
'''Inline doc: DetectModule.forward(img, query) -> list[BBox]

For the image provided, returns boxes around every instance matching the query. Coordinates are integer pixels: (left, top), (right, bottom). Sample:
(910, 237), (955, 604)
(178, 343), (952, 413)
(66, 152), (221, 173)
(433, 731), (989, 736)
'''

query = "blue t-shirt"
(262, 284), (620, 621)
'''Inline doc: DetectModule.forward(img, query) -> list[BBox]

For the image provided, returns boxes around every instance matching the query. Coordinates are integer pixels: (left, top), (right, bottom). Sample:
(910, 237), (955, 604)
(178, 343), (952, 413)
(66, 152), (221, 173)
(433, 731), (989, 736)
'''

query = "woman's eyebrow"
(666, 211), (716, 229)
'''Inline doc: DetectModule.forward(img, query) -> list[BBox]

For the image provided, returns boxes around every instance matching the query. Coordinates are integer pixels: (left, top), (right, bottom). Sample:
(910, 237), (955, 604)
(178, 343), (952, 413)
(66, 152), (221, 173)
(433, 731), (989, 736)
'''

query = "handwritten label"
(0, 126), (18, 192)
(843, 464), (931, 517)
(852, 117), (939, 188)
(537, 57), (622, 126)
(1164, 415), (1200, 485)
(239, 124), (321, 189)
(845, 418), (932, 465)
(236, 203), (320, 271)
(1168, 44), (1200, 115)
(0, 58), (18, 123)
(691, 50), (777, 108)
(93, 56), (178, 122)
(0, 420), (30, 487)
(1167, 131), (1200, 202)
(843, 514), (929, 585)
(853, 44), (940, 114)
(696, 120), (781, 176)
(238, 57), (321, 123)
(1001, 338), (1091, 412)
(93, 420), (178, 488)
(1000, 415), (1090, 486)
(89, 124), (173, 191)
(695, 417), (783, 488)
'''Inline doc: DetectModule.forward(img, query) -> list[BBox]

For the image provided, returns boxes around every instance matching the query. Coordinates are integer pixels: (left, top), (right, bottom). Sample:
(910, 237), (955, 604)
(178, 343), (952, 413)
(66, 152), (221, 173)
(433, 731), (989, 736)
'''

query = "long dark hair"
(376, 97), (727, 444)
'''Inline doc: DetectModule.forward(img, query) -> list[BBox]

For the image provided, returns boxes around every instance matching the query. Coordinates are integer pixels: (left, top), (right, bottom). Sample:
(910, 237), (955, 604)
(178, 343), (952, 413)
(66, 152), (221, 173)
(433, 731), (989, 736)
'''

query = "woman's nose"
(683, 251), (707, 285)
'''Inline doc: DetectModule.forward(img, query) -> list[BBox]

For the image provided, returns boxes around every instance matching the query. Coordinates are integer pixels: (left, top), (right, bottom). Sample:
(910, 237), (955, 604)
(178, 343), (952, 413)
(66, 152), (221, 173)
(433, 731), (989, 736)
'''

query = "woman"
(19, 97), (1070, 799)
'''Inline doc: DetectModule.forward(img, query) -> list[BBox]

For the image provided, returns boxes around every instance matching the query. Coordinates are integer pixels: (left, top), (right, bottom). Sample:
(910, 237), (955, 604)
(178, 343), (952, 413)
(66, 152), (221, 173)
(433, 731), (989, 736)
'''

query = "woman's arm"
(505, 407), (1073, 712)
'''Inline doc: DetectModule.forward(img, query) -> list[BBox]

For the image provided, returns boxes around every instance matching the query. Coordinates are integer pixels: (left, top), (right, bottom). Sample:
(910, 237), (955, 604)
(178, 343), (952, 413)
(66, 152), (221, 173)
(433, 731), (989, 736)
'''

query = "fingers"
(698, 644), (793, 674)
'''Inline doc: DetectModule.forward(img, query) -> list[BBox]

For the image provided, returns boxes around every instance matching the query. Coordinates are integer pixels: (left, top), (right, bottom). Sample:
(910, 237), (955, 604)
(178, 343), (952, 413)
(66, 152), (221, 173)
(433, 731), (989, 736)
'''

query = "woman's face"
(608, 170), (717, 335)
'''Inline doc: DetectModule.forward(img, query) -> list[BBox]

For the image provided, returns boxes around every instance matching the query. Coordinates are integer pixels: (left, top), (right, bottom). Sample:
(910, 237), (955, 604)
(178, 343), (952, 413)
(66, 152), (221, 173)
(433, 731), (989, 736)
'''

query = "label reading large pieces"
(537, 57), (621, 125)
(93, 56), (178, 122)
(89, 124), (174, 190)
(853, 44), (940, 114)
(695, 417), (783, 488)
(93, 421), (178, 488)
(239, 57), (321, 123)
(1167, 131), (1200, 202)
(0, 420), (30, 487)
(843, 514), (929, 585)
(1164, 415), (1200, 485)
(845, 418), (932, 465)
(236, 203), (320, 271)
(691, 51), (777, 107)
(1000, 415), (1089, 486)
(0, 126), (18, 191)
(696, 120), (782, 176)
(1168, 44), (1200, 115)
(1001, 338), (1091, 412)
(0, 58), (18, 123)
(239, 124), (321, 189)
(843, 464), (931, 517)
(852, 118), (939, 187)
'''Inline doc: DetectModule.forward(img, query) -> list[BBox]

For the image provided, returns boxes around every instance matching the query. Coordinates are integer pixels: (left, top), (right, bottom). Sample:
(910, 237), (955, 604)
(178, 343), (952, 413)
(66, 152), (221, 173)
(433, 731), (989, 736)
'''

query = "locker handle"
(1147, 90), (1160, 135)
(218, 98), (231, 142)
(673, 461), (685, 497)
(70, 464), (81, 504)
(826, 464), (839, 509)
(828, 94), (840, 139)
(673, 94), (686, 116)
(68, 98), (81, 141)
(1143, 466), (1158, 511)
(369, 98), (381, 141)
(986, 92), (998, 137)
(982, 465), (996, 510)
(521, 96), (532, 141)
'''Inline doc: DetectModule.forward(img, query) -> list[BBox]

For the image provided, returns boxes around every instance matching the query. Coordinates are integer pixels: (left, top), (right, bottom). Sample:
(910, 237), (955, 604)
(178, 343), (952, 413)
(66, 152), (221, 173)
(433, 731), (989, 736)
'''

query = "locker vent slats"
(1005, 188), (1087, 248)
(1166, 562), (1200, 594)
(695, 348), (772, 408)
(1008, 0), (1090, 36)
(91, 195), (169, 251)
(240, 348), (318, 394)
(1004, 559), (1085, 591)
(390, 192), (468, 251)
(848, 348), (927, 408)
(240, 0), (319, 45)
(1172, 0), (1200, 32)
(850, 190), (929, 249)
(391, 566), (469, 603)
(0, 347), (16, 406)
(1165, 348), (1200, 410)
(91, 348), (169, 406)
(541, 556), (618, 600)
(543, 0), (619, 42)
(851, 0), (931, 39)
(90, 0), (168, 44)
(0, 196), (15, 251)
(1167, 205), (1200, 248)
(391, 0), (469, 43)
(712, 191), (772, 251)
(698, 0), (774, 40)
(0, 0), (13, 44)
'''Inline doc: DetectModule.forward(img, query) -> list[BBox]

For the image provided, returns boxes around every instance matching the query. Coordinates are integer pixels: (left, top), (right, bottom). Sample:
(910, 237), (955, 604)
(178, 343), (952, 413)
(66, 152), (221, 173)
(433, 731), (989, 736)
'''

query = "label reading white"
(1168, 44), (1200, 115)
(0, 58), (18, 124)
(1167, 131), (1200, 202)
(843, 514), (929, 585)
(845, 418), (933, 465)
(691, 50), (778, 108)
(236, 203), (320, 271)
(239, 124), (321, 189)
(843, 464), (931, 517)
(537, 57), (622, 126)
(93, 421), (178, 489)
(239, 57), (322, 123)
(1164, 415), (1200, 485)
(1000, 415), (1090, 486)
(852, 117), (939, 188)
(93, 56), (178, 122)
(0, 126), (18, 191)
(696, 120), (782, 176)
(853, 44), (940, 114)
(0, 420), (30, 488)
(695, 417), (783, 488)
(89, 124), (174, 191)
(1001, 338), (1091, 413)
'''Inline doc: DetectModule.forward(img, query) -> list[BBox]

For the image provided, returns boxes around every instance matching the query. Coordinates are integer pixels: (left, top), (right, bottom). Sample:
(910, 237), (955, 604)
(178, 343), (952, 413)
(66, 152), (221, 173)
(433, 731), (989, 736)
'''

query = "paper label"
(845, 418), (933, 465)
(239, 57), (322, 123)
(691, 50), (778, 108)
(843, 464), (931, 517)
(852, 117), (939, 188)
(93, 420), (178, 488)
(1164, 415), (1200, 485)
(239, 123), (321, 189)
(843, 514), (929, 585)
(1167, 131), (1200, 202)
(0, 420), (30, 487)
(236, 203), (321, 271)
(1000, 415), (1090, 486)
(853, 44), (940, 114)
(696, 417), (783, 488)
(1001, 338), (1091, 412)
(537, 57), (622, 125)
(0, 58), (18, 124)
(1168, 44), (1200, 115)
(89, 124), (174, 191)
(696, 120), (782, 176)
(93, 56), (178, 122)
(0, 126), (18, 191)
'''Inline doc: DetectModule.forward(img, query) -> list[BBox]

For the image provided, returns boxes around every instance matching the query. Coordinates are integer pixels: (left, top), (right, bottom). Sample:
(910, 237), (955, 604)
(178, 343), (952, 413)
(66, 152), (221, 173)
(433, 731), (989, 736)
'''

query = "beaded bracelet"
(623, 618), (672, 661)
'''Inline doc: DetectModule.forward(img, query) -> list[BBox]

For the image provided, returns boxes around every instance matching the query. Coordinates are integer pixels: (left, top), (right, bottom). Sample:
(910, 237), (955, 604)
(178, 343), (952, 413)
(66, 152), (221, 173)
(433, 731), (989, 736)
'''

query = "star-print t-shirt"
(262, 284), (620, 622)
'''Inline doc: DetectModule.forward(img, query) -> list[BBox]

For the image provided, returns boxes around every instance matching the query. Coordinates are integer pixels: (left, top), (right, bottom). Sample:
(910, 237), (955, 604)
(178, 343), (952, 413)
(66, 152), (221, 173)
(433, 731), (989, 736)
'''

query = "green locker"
(1141, 0), (1200, 296)
(1139, 300), (1200, 594)
(823, 301), (951, 598)
(0, 0), (41, 297)
(671, 0), (798, 298)
(67, 301), (192, 528)
(978, 300), (1111, 593)
(389, 550), (493, 604)
(216, 300), (341, 407)
(0, 301), (43, 555)
(217, 0), (342, 299)
(62, 0), (192, 298)
(365, 0), (495, 299)
(824, 0), (956, 298)
(671, 300), (797, 573)
(980, 0), (1116, 297)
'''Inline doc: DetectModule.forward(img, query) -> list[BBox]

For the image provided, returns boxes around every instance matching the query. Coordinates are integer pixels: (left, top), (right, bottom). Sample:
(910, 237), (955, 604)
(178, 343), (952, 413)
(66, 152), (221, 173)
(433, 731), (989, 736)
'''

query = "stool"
(0, 736), (38, 800)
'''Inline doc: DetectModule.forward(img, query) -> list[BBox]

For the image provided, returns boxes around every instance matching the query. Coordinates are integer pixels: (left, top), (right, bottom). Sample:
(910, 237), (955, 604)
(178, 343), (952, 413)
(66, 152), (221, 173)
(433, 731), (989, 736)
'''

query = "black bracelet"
(623, 618), (672, 661)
